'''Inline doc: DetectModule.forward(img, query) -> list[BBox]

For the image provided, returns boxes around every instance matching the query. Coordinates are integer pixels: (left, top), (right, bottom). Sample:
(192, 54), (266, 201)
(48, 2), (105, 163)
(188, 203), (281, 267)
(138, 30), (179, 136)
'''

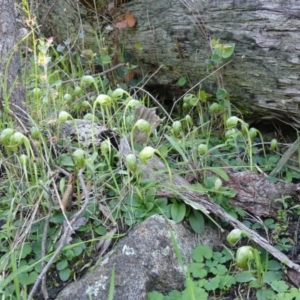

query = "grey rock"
(55, 215), (222, 300)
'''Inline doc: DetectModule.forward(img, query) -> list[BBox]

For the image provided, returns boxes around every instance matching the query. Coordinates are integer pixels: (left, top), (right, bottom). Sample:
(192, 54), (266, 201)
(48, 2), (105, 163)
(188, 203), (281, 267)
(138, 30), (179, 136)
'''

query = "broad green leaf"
(171, 201), (186, 223)
(147, 291), (164, 300)
(145, 188), (156, 202)
(267, 260), (281, 271)
(20, 244), (32, 259)
(168, 290), (182, 299)
(210, 264), (228, 276)
(145, 202), (155, 212)
(271, 280), (289, 293)
(101, 55), (112, 65)
(59, 268), (71, 281)
(18, 271), (38, 285)
(234, 271), (256, 283)
(125, 194), (143, 207)
(222, 43), (235, 58)
(205, 277), (220, 291)
(192, 245), (212, 262)
(189, 211), (205, 234)
(63, 249), (74, 260)
(50, 213), (65, 224)
(256, 288), (276, 300)
(154, 198), (168, 208)
(219, 275), (236, 289)
(56, 259), (68, 271)
(216, 88), (228, 100)
(94, 226), (107, 235)
(57, 154), (74, 167)
(177, 77), (186, 87)
(189, 262), (207, 278)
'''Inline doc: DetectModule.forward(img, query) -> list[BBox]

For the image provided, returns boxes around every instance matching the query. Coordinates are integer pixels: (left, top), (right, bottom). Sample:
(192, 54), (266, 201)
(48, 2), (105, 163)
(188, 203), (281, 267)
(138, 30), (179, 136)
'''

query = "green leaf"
(289, 288), (300, 298)
(221, 248), (234, 262)
(63, 249), (74, 260)
(192, 245), (212, 262)
(249, 279), (262, 288)
(264, 218), (275, 229)
(177, 77), (187, 87)
(264, 271), (282, 284)
(222, 43), (235, 58)
(210, 264), (228, 276)
(145, 188), (156, 202)
(125, 194), (143, 207)
(94, 226), (107, 235)
(20, 244), (32, 259)
(199, 90), (207, 102)
(171, 201), (186, 223)
(234, 271), (256, 283)
(145, 202), (155, 212)
(256, 288), (276, 300)
(189, 210), (205, 234)
(216, 88), (228, 100)
(205, 277), (220, 291)
(154, 198), (168, 208)
(134, 43), (143, 51)
(59, 268), (71, 281)
(164, 134), (188, 162)
(56, 259), (68, 271)
(267, 260), (281, 271)
(271, 280), (289, 293)
(189, 262), (207, 278)
(147, 291), (164, 300)
(276, 293), (294, 300)
(72, 243), (86, 256)
(219, 275), (236, 289)
(101, 55), (112, 65)
(168, 290), (182, 299)
(18, 271), (38, 285)
(57, 154), (74, 167)
(207, 167), (229, 181)
(50, 213), (65, 224)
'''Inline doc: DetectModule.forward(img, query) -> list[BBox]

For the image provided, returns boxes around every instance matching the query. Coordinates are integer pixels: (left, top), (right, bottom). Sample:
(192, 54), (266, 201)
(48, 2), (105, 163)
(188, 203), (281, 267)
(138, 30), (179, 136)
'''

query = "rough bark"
(33, 0), (300, 126)
(0, 0), (27, 125)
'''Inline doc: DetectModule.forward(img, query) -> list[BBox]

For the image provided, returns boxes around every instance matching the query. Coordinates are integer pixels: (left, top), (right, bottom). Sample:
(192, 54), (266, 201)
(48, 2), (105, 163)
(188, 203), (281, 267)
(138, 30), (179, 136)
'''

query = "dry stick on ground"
(27, 169), (90, 300)
(119, 137), (300, 273)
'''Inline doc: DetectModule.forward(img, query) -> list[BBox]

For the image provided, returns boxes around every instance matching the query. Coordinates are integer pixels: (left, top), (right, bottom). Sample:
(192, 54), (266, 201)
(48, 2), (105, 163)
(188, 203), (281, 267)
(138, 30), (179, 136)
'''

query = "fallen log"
(33, 0), (300, 127)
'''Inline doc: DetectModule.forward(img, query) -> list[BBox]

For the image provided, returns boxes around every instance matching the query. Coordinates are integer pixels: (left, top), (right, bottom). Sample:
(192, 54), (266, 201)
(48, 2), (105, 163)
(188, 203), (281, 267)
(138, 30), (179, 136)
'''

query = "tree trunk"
(0, 0), (27, 125)
(35, 0), (300, 127)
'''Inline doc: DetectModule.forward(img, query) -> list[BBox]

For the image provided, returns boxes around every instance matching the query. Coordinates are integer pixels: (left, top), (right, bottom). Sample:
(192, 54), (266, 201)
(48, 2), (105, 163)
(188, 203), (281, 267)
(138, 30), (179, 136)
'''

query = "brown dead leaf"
(125, 12), (136, 28)
(61, 174), (75, 211)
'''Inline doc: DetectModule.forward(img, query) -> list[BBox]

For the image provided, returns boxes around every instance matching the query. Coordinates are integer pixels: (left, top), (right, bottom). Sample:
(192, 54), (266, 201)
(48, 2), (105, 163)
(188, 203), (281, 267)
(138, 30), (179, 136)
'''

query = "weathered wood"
(1, 0), (27, 125)
(34, 0), (300, 126)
